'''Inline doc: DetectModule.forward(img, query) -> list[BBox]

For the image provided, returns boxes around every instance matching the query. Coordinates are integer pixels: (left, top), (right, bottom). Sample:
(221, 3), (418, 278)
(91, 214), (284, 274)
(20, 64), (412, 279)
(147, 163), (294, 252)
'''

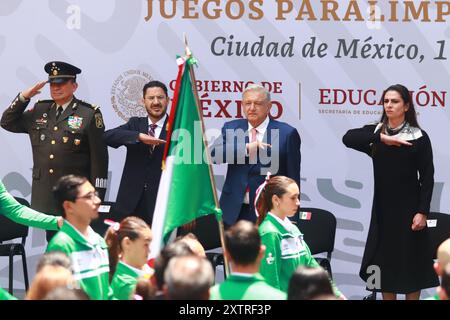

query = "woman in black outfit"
(343, 84), (439, 300)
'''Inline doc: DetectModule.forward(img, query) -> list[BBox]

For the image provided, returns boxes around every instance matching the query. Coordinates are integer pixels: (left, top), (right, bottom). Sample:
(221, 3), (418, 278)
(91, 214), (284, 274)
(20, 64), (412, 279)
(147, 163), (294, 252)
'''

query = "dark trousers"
(224, 203), (255, 229)
(133, 184), (156, 226)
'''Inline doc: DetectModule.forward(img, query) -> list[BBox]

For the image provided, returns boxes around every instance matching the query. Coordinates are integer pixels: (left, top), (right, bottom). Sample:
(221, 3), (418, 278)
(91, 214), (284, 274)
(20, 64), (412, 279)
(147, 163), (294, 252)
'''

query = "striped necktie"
(149, 123), (157, 137)
(149, 123), (158, 153)
(56, 105), (63, 120)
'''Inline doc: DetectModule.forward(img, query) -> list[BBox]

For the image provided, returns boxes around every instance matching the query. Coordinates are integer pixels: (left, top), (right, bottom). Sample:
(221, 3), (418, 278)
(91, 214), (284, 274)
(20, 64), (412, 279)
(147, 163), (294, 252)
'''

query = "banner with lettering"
(0, 1), (448, 299)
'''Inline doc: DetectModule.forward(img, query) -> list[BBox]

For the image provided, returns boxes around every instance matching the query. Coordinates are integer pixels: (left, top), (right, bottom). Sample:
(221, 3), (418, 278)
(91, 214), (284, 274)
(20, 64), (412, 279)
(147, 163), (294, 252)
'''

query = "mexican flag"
(150, 55), (222, 257)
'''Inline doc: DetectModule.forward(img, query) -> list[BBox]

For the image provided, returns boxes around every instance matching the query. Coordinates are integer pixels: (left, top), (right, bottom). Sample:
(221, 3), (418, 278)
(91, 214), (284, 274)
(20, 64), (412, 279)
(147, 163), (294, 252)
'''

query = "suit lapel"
(240, 119), (250, 145)
(139, 117), (149, 134)
(251, 118), (275, 169)
(46, 102), (57, 123)
(263, 119), (278, 146)
(159, 116), (168, 141)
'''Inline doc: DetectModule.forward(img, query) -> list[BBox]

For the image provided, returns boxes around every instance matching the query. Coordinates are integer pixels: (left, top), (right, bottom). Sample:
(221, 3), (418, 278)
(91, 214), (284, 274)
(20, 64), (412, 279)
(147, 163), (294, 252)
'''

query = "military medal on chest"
(68, 116), (83, 130)
(35, 117), (48, 126)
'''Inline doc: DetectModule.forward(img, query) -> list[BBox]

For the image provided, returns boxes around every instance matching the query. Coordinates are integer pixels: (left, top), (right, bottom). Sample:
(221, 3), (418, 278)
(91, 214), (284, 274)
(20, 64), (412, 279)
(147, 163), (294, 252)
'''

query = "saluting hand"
(380, 133), (413, 147)
(21, 80), (48, 99)
(411, 213), (427, 231)
(138, 133), (166, 146)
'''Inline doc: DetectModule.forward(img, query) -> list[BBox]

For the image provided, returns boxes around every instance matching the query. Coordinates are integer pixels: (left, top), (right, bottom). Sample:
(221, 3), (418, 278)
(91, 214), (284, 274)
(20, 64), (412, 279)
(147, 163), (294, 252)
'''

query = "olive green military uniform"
(0, 94), (108, 216)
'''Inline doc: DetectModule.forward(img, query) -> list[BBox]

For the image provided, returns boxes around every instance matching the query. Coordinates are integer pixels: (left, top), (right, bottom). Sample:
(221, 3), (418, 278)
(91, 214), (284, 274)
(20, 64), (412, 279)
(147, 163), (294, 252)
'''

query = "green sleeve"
(46, 235), (70, 254)
(113, 282), (134, 300)
(0, 182), (58, 231)
(107, 285), (116, 300)
(259, 232), (282, 290)
(0, 287), (17, 300)
(304, 242), (343, 298)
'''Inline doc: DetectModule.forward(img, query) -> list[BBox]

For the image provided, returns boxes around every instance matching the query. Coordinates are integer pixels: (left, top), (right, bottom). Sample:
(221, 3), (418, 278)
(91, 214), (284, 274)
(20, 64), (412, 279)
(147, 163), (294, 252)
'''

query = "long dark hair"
(255, 176), (297, 226)
(104, 216), (150, 282)
(379, 84), (420, 130)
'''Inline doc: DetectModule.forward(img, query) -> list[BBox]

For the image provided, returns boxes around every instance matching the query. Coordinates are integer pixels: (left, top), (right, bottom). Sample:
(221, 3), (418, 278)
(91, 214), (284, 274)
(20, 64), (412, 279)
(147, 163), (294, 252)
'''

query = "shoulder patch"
(95, 112), (104, 129)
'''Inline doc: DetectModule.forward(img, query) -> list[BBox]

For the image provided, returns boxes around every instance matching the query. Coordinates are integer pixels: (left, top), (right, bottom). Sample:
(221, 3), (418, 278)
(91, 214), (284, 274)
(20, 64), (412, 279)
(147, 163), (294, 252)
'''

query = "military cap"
(44, 61), (81, 84)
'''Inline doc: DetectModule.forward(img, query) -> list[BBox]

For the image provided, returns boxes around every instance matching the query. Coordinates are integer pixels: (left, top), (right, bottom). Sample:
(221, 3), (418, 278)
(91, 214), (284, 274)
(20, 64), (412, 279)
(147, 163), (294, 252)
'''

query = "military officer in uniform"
(1, 61), (109, 241)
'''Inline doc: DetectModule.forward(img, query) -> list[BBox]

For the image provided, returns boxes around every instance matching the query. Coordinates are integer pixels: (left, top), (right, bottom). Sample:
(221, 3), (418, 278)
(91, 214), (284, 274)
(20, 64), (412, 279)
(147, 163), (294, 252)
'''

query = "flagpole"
(184, 35), (230, 277)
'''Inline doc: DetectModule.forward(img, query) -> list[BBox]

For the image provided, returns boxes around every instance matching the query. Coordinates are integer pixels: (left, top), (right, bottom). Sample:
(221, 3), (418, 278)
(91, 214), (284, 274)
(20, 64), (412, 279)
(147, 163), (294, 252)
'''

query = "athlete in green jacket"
(46, 175), (112, 300)
(0, 181), (61, 230)
(105, 216), (153, 300)
(255, 176), (343, 298)
(0, 180), (65, 298)
(210, 220), (286, 300)
(0, 287), (17, 300)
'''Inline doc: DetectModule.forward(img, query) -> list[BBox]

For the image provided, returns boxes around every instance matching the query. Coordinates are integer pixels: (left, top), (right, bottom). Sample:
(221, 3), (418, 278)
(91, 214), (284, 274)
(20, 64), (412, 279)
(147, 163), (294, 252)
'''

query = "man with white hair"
(211, 84), (301, 227)
(425, 238), (450, 300)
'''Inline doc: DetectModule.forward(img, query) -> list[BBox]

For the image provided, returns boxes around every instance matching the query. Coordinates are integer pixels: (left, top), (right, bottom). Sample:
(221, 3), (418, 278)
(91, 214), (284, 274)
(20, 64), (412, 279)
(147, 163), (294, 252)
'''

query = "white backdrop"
(0, 0), (449, 299)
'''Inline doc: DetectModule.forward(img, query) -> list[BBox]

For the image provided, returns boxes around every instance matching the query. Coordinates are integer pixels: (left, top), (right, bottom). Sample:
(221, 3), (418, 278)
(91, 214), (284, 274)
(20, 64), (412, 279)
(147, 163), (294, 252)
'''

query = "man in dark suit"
(104, 81), (167, 225)
(1, 61), (109, 241)
(210, 84), (301, 227)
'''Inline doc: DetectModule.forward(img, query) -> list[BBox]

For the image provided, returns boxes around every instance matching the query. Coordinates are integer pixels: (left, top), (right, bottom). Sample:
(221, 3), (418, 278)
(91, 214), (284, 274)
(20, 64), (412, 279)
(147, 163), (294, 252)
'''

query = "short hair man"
(104, 80), (168, 225)
(152, 241), (194, 299)
(164, 255), (214, 300)
(210, 84), (301, 226)
(1, 61), (108, 241)
(46, 175), (113, 300)
(425, 238), (450, 300)
(210, 220), (286, 300)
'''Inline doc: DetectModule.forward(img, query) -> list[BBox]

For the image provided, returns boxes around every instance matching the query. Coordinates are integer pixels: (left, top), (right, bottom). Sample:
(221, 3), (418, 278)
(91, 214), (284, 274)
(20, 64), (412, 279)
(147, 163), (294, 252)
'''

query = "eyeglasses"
(145, 95), (167, 102)
(76, 191), (100, 201)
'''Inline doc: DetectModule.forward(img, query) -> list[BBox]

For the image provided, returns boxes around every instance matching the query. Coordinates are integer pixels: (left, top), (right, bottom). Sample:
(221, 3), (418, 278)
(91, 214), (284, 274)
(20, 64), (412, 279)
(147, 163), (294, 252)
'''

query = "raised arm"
(0, 182), (59, 231)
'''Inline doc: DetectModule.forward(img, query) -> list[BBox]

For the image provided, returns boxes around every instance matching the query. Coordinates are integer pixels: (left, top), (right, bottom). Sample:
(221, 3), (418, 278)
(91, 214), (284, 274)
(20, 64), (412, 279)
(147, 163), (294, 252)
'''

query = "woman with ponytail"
(105, 216), (153, 300)
(256, 176), (343, 298)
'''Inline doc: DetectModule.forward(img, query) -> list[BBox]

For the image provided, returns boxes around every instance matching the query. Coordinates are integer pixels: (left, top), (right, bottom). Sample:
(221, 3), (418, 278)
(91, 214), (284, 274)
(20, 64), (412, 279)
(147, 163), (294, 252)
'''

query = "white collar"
(119, 261), (151, 276)
(230, 272), (256, 278)
(268, 212), (293, 230)
(64, 220), (97, 245)
(148, 114), (167, 128)
(247, 116), (270, 133)
(56, 98), (74, 110)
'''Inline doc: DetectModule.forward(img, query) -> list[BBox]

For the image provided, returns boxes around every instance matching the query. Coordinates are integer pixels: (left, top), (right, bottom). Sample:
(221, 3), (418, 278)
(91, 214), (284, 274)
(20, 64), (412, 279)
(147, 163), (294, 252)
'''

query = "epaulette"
(78, 100), (100, 111)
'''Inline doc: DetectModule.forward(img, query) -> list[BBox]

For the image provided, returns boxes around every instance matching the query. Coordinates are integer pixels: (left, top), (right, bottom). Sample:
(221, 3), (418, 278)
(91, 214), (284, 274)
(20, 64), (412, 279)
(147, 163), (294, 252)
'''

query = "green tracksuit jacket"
(210, 273), (286, 300)
(0, 287), (17, 300)
(111, 261), (152, 300)
(0, 181), (58, 230)
(259, 213), (341, 297)
(46, 221), (113, 300)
